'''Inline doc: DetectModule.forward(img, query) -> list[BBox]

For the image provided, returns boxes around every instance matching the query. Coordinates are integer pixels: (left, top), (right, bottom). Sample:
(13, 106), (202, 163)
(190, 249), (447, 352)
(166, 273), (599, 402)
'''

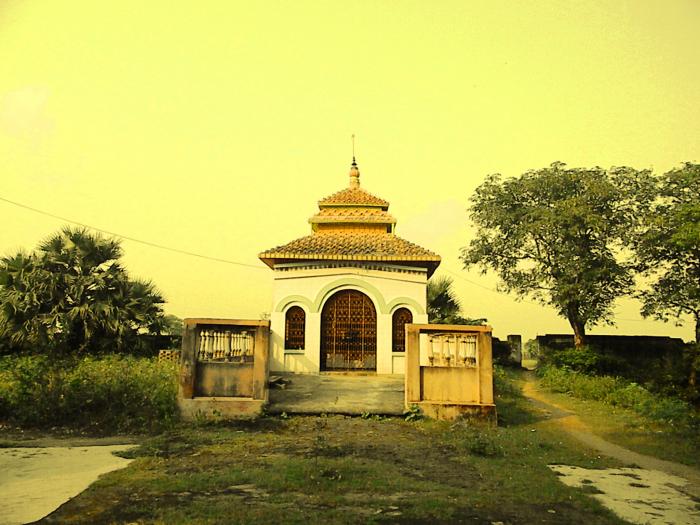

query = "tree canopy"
(0, 227), (166, 354)
(636, 162), (700, 343)
(461, 162), (654, 347)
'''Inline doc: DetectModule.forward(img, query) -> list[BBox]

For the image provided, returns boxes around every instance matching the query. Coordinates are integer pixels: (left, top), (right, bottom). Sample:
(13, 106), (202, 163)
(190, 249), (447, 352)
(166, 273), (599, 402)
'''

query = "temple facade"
(259, 159), (441, 374)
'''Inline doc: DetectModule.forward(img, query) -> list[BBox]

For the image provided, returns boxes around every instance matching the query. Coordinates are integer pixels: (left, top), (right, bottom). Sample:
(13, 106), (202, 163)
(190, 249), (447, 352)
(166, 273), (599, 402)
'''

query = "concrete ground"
(268, 373), (405, 416)
(0, 444), (135, 525)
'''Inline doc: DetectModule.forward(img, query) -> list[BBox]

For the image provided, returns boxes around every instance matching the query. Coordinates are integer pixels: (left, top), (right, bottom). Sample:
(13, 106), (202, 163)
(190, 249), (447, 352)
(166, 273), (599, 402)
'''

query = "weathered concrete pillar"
(507, 334), (522, 366)
(404, 324), (421, 408)
(478, 330), (494, 405)
(178, 320), (198, 399)
(252, 323), (270, 401)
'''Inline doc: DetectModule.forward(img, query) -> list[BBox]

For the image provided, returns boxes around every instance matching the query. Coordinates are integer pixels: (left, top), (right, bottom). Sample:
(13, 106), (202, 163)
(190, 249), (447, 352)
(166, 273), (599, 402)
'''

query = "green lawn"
(36, 380), (628, 524)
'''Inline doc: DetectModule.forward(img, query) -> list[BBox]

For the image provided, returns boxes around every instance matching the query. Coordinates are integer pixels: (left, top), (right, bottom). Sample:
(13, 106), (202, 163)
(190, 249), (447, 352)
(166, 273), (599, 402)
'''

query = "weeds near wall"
(0, 355), (178, 433)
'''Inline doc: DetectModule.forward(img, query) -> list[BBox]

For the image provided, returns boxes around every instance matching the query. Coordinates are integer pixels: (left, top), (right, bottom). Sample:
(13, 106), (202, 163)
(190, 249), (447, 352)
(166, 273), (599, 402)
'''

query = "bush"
(0, 355), (178, 433)
(538, 345), (627, 376)
(538, 364), (698, 429)
(493, 365), (521, 398)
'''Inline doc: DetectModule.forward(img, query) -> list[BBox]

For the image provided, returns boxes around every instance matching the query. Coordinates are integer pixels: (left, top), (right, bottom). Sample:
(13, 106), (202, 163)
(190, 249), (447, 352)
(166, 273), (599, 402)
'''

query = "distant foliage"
(0, 355), (178, 432)
(538, 345), (624, 376)
(538, 341), (698, 404)
(538, 365), (697, 430)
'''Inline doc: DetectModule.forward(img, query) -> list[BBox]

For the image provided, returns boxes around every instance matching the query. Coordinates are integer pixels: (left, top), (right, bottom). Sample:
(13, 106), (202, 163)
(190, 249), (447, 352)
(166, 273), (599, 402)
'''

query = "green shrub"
(493, 365), (521, 398)
(461, 427), (504, 457)
(538, 364), (698, 429)
(0, 355), (178, 432)
(539, 345), (627, 376)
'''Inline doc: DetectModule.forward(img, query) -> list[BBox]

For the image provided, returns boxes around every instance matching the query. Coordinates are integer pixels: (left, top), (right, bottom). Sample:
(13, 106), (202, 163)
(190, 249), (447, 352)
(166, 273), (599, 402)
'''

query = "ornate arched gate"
(320, 290), (377, 370)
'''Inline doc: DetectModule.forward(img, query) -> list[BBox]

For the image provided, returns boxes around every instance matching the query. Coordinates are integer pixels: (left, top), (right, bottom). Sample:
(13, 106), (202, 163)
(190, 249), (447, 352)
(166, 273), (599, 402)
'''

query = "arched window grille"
(285, 306), (306, 350)
(392, 307), (413, 353)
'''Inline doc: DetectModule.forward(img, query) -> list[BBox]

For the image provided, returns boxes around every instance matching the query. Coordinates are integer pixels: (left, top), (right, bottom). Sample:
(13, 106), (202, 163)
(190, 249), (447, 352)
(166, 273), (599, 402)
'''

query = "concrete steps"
(268, 373), (405, 416)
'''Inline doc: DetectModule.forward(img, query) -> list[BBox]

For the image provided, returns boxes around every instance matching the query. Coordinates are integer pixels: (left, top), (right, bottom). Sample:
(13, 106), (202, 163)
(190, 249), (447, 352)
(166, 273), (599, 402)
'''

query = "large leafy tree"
(636, 162), (700, 343)
(427, 275), (486, 325)
(0, 227), (165, 354)
(462, 163), (653, 348)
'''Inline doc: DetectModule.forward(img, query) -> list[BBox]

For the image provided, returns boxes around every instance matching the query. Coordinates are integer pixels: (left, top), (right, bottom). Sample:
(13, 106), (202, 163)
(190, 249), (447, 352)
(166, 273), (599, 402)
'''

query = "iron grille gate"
(321, 290), (377, 370)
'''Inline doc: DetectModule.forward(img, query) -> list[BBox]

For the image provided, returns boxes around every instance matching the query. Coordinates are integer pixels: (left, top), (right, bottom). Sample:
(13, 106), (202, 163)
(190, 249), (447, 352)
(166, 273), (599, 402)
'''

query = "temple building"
(259, 159), (441, 374)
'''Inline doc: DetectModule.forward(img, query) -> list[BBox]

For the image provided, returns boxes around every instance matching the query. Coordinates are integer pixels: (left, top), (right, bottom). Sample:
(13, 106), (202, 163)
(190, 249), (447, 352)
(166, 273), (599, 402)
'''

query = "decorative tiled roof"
(309, 207), (396, 225)
(318, 187), (389, 208)
(259, 232), (441, 276)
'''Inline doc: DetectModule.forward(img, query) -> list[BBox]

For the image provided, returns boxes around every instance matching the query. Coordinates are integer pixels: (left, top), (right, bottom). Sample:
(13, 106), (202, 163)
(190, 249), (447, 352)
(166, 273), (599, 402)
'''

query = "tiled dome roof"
(318, 187), (389, 208)
(259, 232), (441, 275)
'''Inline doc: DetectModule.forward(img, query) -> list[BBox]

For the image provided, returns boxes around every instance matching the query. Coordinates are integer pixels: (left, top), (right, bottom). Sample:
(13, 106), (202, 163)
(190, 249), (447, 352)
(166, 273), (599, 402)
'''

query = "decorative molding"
(387, 297), (425, 316)
(274, 295), (314, 313)
(274, 261), (426, 275)
(313, 278), (388, 314)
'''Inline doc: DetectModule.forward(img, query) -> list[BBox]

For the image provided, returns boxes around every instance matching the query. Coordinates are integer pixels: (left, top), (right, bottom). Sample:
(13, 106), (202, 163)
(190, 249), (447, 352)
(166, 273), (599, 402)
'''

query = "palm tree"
(0, 227), (165, 354)
(427, 275), (487, 325)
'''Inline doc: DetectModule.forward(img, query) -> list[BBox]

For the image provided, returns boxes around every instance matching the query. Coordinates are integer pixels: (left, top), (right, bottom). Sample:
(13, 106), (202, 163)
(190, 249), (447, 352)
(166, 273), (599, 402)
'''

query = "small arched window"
(392, 307), (413, 353)
(285, 306), (306, 350)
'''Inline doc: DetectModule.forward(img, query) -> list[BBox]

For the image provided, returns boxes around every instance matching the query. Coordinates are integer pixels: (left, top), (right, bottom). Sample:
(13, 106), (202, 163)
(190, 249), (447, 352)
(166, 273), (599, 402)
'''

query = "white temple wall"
(269, 265), (428, 375)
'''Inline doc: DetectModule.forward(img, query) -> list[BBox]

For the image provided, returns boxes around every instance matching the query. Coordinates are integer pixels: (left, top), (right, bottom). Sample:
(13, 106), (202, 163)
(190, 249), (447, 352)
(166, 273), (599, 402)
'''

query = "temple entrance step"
(268, 373), (405, 416)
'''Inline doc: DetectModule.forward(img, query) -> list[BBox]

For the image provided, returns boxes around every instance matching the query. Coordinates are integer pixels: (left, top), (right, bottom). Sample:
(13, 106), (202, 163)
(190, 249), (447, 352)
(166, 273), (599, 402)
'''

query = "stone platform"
(268, 373), (405, 416)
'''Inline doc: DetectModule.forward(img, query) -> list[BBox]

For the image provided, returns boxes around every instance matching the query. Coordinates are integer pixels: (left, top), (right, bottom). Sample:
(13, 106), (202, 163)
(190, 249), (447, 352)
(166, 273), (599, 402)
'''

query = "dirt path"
(521, 372), (700, 500)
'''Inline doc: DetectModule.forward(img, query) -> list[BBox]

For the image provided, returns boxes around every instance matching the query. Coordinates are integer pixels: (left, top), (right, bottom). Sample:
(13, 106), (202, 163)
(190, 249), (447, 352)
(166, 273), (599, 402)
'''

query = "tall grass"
(538, 364), (698, 430)
(0, 355), (178, 433)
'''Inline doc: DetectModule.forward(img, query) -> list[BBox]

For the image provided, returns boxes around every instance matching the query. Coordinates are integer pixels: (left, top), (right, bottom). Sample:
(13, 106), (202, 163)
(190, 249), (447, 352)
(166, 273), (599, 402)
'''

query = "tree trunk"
(690, 314), (699, 389)
(566, 305), (587, 348)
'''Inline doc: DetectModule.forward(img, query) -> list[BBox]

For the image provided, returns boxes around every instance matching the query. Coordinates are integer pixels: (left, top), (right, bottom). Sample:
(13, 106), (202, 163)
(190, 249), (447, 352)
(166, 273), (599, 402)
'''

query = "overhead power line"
(0, 194), (670, 324)
(0, 195), (267, 270)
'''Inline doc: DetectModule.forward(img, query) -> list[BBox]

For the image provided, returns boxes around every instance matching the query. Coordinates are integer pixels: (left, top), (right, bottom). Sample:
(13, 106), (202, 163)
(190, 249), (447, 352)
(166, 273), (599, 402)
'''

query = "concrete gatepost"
(507, 334), (522, 366)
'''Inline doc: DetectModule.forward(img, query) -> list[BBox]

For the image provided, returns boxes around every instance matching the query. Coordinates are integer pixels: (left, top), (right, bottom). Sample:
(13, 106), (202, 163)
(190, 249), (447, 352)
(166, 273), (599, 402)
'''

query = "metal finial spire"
(349, 134), (360, 188)
(351, 134), (357, 166)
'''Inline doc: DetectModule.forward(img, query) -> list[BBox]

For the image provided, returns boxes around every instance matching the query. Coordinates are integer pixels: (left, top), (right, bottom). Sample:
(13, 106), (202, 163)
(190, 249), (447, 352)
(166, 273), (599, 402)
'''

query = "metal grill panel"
(285, 306), (306, 349)
(392, 307), (413, 353)
(321, 290), (377, 370)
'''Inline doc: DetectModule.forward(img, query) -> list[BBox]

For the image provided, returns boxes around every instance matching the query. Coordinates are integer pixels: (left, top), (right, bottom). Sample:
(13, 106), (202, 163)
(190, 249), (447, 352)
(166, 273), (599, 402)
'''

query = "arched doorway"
(320, 289), (377, 370)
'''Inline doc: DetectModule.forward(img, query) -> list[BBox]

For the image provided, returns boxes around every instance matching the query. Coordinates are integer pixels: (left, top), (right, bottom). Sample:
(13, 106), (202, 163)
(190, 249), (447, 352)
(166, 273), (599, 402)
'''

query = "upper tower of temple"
(308, 158), (396, 234)
(259, 159), (441, 276)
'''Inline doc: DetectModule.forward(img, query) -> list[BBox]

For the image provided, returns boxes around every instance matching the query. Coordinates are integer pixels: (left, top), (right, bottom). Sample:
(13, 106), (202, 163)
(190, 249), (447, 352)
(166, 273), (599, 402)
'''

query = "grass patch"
(38, 374), (627, 524)
(538, 364), (698, 430)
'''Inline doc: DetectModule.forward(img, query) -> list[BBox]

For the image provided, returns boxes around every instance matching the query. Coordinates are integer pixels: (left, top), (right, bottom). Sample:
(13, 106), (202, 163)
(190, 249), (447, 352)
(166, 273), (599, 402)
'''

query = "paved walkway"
(0, 444), (135, 525)
(268, 373), (405, 415)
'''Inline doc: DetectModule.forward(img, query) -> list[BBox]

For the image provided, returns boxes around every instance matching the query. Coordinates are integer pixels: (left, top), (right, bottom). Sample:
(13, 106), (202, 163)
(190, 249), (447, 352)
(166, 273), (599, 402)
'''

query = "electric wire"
(0, 194), (664, 323)
(0, 195), (267, 270)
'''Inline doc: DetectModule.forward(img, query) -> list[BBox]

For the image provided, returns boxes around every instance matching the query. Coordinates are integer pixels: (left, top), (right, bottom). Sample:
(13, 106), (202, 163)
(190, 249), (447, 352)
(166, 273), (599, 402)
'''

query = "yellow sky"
(1, 1), (698, 342)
